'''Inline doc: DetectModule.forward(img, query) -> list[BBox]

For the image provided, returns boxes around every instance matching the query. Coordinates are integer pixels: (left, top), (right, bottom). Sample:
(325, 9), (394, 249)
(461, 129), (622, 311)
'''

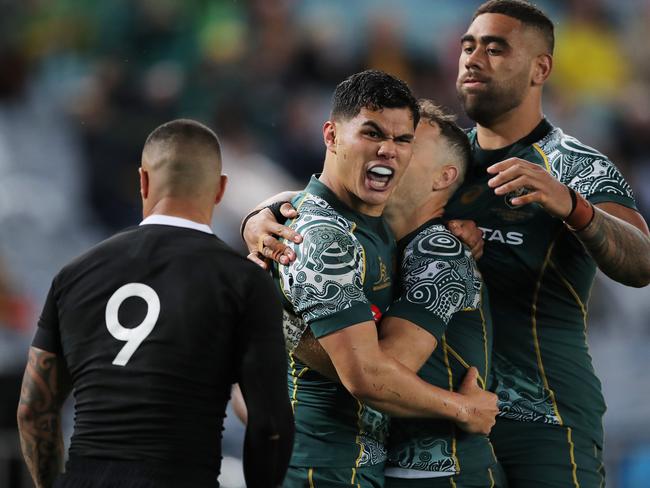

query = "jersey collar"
(140, 214), (214, 235)
(469, 118), (554, 168)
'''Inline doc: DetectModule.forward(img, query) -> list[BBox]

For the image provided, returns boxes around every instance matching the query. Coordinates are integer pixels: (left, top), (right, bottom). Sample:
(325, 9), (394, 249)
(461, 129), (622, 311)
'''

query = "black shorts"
(54, 456), (219, 488)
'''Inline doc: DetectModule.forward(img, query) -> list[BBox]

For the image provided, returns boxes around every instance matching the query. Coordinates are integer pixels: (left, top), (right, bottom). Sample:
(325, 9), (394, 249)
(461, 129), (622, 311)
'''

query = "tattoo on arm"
(17, 348), (71, 488)
(576, 207), (650, 287)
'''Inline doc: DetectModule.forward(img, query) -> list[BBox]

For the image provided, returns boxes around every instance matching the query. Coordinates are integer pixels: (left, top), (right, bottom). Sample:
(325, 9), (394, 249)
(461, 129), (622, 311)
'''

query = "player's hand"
(243, 204), (302, 270)
(487, 158), (573, 218)
(447, 220), (484, 260)
(456, 367), (498, 435)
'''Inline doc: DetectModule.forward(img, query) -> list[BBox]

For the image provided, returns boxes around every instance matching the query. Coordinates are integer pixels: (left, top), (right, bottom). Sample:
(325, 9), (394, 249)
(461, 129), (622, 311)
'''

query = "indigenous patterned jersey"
(384, 220), (495, 477)
(446, 119), (637, 446)
(275, 176), (396, 468)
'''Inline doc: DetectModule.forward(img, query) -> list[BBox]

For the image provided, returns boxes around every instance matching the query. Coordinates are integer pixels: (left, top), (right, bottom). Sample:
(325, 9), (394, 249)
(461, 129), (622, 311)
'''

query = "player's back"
(44, 223), (261, 474)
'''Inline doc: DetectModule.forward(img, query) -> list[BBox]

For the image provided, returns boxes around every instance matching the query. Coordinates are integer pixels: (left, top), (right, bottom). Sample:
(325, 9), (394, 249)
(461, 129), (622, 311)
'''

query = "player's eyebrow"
(480, 35), (509, 48)
(461, 34), (510, 49)
(461, 34), (475, 44)
(362, 120), (414, 142)
(361, 120), (387, 136)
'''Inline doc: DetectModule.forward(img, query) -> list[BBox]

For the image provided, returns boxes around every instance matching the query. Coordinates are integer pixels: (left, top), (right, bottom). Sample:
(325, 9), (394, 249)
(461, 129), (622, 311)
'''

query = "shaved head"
(142, 119), (223, 200)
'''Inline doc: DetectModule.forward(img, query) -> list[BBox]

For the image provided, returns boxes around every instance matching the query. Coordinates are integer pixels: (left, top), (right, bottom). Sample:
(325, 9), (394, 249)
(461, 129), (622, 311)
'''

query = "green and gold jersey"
(383, 220), (495, 478)
(446, 119), (638, 447)
(275, 176), (396, 468)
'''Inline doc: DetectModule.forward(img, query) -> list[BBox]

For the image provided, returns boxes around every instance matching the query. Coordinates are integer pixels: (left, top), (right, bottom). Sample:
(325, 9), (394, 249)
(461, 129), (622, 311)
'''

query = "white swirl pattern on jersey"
(280, 193), (367, 351)
(398, 224), (481, 323)
(539, 128), (636, 200)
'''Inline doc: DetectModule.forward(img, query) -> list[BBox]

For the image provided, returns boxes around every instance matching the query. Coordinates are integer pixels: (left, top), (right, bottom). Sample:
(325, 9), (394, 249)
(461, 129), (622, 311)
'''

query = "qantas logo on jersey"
(479, 227), (524, 246)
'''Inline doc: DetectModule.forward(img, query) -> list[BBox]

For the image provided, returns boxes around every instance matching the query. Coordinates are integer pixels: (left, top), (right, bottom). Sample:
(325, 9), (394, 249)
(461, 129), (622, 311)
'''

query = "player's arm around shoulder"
(17, 346), (72, 488)
(242, 194), (302, 269)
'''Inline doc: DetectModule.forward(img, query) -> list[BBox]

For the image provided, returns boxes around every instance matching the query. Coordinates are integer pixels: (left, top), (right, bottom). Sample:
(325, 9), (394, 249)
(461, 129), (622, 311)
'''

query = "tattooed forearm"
(576, 207), (650, 287)
(17, 347), (71, 488)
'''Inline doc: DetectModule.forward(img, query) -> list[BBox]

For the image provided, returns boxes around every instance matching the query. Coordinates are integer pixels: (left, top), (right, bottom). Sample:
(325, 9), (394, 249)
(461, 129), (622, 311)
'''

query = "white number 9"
(105, 283), (160, 366)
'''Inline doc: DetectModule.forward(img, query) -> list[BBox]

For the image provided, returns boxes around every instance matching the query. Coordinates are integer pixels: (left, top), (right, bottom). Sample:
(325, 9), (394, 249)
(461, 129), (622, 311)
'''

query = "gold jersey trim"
(531, 232), (564, 424)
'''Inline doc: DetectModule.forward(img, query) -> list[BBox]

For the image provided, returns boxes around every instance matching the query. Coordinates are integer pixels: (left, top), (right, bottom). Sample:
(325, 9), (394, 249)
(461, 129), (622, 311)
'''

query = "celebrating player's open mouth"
(366, 164), (395, 191)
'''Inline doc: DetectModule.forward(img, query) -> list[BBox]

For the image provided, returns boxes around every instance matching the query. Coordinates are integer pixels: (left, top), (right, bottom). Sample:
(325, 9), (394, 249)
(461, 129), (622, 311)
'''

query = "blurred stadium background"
(0, 0), (648, 486)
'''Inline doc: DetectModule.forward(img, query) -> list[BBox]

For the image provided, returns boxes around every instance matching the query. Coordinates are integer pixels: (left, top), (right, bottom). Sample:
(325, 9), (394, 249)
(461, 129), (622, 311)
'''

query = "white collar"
(140, 214), (214, 235)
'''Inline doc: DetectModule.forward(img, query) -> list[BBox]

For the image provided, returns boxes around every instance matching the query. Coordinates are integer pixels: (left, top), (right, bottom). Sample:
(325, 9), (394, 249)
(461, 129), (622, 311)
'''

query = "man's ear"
(139, 167), (149, 199)
(214, 174), (228, 206)
(432, 165), (459, 191)
(532, 53), (552, 86)
(323, 121), (337, 154)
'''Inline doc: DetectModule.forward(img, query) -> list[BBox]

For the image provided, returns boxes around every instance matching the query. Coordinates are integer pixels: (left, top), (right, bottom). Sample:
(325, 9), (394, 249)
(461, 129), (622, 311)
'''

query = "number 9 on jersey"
(105, 283), (160, 366)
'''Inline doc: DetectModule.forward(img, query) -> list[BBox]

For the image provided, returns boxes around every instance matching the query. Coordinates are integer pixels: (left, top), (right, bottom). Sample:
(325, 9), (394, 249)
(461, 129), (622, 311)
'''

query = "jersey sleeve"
(550, 135), (638, 209)
(31, 279), (63, 354)
(278, 212), (373, 339)
(385, 226), (481, 341)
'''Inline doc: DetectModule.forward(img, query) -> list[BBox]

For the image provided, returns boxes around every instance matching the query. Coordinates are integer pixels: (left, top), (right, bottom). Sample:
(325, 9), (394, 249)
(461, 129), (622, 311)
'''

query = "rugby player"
(449, 2), (650, 487)
(275, 71), (497, 488)
(16, 119), (293, 488)
(380, 100), (504, 487)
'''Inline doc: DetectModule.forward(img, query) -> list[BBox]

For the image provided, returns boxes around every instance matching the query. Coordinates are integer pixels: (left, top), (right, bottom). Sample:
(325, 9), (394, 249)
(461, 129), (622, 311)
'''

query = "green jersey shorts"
(283, 464), (384, 488)
(490, 417), (605, 488)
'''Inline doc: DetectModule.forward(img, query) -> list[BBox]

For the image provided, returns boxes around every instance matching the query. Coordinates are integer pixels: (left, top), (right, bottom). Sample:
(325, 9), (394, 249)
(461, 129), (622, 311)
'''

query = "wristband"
(239, 201), (292, 242)
(564, 187), (595, 232)
(267, 201), (291, 223)
(240, 208), (265, 241)
(567, 185), (578, 216)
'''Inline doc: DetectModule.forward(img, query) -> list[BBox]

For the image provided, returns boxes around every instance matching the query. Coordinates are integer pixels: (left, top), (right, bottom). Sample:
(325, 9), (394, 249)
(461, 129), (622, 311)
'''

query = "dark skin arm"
(17, 347), (72, 488)
(487, 158), (650, 287)
(576, 202), (650, 287)
(241, 194), (301, 269)
(238, 274), (294, 488)
(242, 194), (485, 267)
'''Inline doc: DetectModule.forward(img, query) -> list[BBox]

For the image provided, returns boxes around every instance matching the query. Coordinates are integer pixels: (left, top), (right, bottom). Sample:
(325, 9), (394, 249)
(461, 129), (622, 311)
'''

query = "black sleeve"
(237, 269), (294, 488)
(31, 280), (63, 354)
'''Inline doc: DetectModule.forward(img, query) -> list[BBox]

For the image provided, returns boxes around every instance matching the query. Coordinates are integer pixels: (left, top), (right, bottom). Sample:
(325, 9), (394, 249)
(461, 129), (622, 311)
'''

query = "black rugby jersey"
(33, 216), (286, 476)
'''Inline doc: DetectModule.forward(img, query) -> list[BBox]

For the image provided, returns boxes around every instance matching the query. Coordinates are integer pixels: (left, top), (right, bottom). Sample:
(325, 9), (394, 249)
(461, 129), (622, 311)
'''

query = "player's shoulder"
(537, 126), (612, 163)
(536, 125), (636, 200)
(55, 226), (140, 278)
(535, 125), (618, 184)
(402, 222), (466, 262)
(290, 192), (356, 236)
(398, 222), (482, 313)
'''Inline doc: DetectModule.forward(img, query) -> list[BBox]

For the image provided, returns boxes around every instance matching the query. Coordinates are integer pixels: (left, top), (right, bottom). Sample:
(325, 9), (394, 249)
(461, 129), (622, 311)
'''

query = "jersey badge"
(372, 256), (391, 291)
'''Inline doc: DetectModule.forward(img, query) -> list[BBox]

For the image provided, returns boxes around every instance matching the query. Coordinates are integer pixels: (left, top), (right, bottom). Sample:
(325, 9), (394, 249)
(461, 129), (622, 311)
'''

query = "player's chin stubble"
(456, 79), (526, 126)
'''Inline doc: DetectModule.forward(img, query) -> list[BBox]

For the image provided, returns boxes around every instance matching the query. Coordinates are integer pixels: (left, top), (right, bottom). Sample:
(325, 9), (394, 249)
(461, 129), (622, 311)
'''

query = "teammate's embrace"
(16, 119), (293, 488)
(275, 72), (497, 488)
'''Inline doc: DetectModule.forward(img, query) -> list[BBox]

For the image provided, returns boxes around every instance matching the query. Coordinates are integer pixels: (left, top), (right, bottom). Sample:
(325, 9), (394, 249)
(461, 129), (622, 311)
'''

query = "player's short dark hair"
(418, 99), (471, 189)
(144, 119), (222, 160)
(474, 0), (554, 54)
(331, 70), (420, 127)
